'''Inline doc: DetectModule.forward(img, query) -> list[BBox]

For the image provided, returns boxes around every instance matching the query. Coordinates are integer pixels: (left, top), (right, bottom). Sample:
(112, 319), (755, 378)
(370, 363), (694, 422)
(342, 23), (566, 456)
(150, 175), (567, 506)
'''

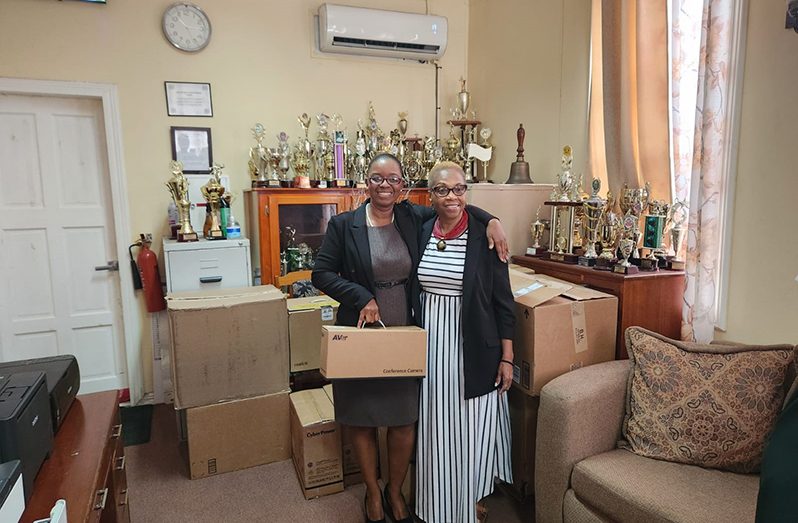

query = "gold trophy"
(578, 178), (605, 266)
(200, 163), (226, 240)
(527, 206), (547, 256)
(248, 123), (270, 188)
(165, 161), (198, 242)
(292, 113), (313, 188)
(595, 191), (620, 270)
(552, 146), (575, 202)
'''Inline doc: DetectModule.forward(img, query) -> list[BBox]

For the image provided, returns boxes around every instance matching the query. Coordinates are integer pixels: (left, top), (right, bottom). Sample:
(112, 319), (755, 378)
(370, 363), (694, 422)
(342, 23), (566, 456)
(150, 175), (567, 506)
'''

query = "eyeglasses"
(368, 174), (403, 186)
(430, 184), (468, 197)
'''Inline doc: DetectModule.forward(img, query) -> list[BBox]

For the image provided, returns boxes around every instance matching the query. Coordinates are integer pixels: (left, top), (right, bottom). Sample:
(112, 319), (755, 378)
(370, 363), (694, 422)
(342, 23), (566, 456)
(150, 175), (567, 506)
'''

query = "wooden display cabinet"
(245, 188), (430, 288)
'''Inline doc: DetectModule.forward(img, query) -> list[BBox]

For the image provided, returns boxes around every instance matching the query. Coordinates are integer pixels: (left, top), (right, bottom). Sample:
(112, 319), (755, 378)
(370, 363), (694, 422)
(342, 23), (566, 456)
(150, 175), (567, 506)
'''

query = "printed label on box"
(571, 302), (589, 354)
(321, 306), (334, 322)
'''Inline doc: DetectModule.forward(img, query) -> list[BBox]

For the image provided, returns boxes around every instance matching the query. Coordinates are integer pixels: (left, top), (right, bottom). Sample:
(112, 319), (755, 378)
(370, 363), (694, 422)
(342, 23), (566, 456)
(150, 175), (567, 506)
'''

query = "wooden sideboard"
(21, 390), (129, 523)
(511, 256), (685, 359)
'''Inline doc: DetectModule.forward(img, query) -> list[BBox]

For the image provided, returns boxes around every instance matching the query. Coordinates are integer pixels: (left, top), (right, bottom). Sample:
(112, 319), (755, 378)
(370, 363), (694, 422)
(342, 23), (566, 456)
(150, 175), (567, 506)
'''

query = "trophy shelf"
(511, 255), (685, 359)
(245, 188), (431, 289)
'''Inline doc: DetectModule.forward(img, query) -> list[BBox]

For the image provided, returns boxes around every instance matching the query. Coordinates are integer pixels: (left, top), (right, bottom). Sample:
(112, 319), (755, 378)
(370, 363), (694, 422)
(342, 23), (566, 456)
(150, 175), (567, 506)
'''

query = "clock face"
(162, 3), (211, 52)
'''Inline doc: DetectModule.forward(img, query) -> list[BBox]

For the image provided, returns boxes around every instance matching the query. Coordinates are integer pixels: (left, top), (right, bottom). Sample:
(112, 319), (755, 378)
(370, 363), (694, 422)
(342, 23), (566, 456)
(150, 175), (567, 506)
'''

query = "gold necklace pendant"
(436, 239), (447, 251)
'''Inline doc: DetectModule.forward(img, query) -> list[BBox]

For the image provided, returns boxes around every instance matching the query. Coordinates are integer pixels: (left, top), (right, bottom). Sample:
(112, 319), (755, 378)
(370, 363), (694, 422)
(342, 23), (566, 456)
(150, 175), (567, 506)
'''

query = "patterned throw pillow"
(621, 328), (796, 473)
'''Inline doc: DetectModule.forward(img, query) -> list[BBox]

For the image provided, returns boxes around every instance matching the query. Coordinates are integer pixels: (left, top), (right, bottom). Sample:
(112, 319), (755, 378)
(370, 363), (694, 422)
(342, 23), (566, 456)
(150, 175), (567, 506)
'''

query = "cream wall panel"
(0, 0), (469, 395)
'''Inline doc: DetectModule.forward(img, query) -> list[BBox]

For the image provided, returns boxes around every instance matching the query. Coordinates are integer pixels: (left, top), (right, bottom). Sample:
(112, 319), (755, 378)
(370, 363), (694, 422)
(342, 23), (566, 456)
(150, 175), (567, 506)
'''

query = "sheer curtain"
(671, 0), (740, 342)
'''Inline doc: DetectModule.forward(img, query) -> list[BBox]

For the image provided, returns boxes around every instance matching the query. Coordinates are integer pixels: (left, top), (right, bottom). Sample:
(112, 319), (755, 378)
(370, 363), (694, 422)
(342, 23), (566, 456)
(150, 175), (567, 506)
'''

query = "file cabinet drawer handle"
(94, 487), (108, 510)
(119, 489), (129, 506)
(110, 424), (122, 439)
(115, 455), (126, 471)
(200, 276), (223, 283)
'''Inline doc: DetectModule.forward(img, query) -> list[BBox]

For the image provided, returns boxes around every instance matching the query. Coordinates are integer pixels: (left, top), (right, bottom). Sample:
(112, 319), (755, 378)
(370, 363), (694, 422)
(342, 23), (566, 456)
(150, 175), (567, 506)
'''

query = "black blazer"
(415, 211), (516, 399)
(311, 201), (497, 328)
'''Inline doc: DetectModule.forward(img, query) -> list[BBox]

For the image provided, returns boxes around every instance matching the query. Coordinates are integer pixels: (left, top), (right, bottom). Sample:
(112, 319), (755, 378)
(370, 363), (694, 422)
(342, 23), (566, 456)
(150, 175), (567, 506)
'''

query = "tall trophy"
(667, 199), (689, 270)
(248, 123), (270, 188)
(455, 77), (470, 120)
(330, 114), (351, 187)
(640, 199), (670, 271)
(578, 178), (605, 266)
(200, 163), (226, 240)
(276, 131), (292, 187)
(595, 191), (620, 270)
(552, 146), (575, 202)
(526, 206), (547, 256)
(315, 114), (334, 187)
(352, 128), (369, 188)
(292, 113), (313, 189)
(165, 161), (198, 242)
(619, 181), (651, 258)
(613, 211), (640, 274)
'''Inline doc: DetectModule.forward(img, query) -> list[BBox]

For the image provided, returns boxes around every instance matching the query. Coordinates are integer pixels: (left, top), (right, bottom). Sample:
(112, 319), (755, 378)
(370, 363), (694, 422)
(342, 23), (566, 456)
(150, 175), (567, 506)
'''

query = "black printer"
(0, 355), (79, 433)
(0, 371), (53, 501)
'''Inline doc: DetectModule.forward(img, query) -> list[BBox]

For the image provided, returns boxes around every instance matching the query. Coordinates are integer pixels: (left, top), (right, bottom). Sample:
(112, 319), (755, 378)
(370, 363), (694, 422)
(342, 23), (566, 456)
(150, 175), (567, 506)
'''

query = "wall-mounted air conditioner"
(318, 3), (448, 61)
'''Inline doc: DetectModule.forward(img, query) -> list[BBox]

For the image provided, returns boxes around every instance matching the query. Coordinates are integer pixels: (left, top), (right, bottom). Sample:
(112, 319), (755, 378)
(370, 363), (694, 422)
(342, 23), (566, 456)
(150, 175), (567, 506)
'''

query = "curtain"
(671, 0), (736, 343)
(588, 0), (671, 201)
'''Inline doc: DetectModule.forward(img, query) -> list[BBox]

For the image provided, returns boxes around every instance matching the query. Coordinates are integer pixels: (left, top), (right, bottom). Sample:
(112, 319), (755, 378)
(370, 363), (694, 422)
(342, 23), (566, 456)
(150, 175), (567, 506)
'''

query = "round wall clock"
(162, 3), (212, 52)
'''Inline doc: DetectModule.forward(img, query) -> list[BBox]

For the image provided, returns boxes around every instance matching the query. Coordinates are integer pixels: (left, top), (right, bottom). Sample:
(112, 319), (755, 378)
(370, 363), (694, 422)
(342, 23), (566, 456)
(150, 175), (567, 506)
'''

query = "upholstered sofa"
(534, 360), (763, 523)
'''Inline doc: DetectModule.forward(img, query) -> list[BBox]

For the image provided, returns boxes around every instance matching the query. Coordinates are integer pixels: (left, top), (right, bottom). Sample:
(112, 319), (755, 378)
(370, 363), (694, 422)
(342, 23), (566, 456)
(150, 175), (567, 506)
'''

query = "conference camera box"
(320, 325), (427, 379)
(289, 388), (344, 499)
(166, 285), (289, 409)
(509, 270), (618, 396)
(287, 296), (339, 373)
(185, 390), (291, 480)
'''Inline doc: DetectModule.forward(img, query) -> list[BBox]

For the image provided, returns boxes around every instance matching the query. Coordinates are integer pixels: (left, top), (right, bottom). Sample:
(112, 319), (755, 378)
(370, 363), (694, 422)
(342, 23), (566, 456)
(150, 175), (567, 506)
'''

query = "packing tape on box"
(571, 301), (589, 354)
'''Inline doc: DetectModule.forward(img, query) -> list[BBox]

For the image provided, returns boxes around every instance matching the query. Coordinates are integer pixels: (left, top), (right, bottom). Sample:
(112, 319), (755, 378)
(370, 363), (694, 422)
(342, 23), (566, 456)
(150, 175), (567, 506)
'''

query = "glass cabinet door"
(278, 203), (337, 274)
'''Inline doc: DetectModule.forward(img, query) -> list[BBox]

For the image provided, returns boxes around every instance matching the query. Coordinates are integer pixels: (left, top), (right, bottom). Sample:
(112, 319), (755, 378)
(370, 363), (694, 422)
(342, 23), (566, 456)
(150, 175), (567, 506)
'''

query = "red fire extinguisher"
(130, 234), (166, 313)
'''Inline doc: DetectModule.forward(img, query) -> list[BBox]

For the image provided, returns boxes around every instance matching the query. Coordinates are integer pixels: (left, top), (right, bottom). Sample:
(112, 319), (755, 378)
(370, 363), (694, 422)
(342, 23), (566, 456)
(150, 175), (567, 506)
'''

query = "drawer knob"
(116, 455), (126, 471)
(94, 487), (109, 510)
(110, 424), (122, 439)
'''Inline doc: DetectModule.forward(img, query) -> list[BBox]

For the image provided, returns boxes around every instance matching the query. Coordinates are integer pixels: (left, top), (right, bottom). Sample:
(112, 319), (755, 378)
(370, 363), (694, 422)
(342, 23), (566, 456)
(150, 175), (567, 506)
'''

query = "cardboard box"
(322, 384), (363, 486)
(320, 326), (427, 379)
(507, 387), (540, 499)
(185, 390), (291, 480)
(288, 296), (339, 373)
(166, 285), (289, 409)
(378, 427), (414, 505)
(510, 270), (618, 396)
(290, 388), (344, 499)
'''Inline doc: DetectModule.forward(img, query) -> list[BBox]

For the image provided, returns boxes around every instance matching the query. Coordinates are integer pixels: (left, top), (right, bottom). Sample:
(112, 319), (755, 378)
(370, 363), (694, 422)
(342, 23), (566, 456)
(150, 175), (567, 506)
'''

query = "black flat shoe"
(382, 484), (414, 523)
(365, 493), (386, 523)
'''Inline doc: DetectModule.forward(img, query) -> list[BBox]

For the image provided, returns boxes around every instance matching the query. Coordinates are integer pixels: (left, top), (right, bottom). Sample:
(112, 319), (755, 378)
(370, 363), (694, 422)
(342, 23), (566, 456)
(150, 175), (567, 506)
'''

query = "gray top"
(367, 223), (411, 327)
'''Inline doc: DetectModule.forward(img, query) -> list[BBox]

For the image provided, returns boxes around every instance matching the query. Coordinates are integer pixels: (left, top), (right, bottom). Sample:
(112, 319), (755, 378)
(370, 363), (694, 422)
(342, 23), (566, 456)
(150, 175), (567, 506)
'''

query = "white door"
(0, 93), (127, 393)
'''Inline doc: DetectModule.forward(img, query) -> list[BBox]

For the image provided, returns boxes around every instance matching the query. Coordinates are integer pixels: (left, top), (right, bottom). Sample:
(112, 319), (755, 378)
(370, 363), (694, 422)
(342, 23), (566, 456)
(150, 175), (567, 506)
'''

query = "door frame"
(0, 77), (142, 404)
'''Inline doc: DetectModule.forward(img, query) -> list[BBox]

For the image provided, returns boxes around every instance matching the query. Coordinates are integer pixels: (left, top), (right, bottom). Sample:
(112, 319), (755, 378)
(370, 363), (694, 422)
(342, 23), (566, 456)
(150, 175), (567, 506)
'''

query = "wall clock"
(162, 3), (211, 52)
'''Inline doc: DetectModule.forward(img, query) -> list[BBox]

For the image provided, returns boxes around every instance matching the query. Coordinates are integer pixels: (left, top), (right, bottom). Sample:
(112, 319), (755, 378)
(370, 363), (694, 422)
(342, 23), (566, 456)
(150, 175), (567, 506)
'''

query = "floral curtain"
(671, 0), (736, 342)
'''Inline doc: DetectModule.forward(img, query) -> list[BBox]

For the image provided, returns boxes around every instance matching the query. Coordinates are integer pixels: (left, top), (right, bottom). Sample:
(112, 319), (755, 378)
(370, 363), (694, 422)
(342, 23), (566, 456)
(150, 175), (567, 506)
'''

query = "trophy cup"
(640, 199), (670, 271)
(552, 146), (575, 202)
(613, 212), (640, 274)
(578, 178), (605, 266)
(526, 206), (547, 256)
(292, 114), (313, 189)
(249, 123), (270, 188)
(353, 129), (369, 187)
(275, 131), (292, 187)
(506, 124), (533, 183)
(619, 181), (651, 258)
(200, 163), (226, 240)
(667, 199), (688, 270)
(398, 112), (408, 138)
(165, 161), (198, 242)
(595, 191), (620, 270)
(331, 114), (351, 188)
(444, 128), (461, 163)
(456, 77), (470, 120)
(315, 114), (333, 187)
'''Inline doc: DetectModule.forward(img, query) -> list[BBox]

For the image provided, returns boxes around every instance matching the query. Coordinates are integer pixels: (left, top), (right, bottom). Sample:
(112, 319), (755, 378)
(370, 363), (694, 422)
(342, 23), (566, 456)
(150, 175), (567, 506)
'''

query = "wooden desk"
(21, 391), (129, 523)
(511, 256), (685, 359)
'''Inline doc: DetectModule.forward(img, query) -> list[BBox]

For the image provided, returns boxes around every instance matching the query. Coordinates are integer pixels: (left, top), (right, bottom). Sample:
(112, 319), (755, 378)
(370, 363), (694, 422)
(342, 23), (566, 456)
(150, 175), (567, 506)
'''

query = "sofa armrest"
(534, 360), (631, 523)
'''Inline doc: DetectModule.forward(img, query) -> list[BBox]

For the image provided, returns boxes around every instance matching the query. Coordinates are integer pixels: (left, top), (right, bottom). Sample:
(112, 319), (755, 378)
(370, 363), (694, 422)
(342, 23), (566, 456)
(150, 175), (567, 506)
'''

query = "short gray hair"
(428, 161), (465, 187)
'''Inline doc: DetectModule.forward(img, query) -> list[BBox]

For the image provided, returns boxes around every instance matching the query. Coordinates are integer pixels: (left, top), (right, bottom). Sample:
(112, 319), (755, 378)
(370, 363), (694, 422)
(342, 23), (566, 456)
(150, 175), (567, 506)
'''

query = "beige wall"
(0, 0), (469, 395)
(715, 3), (798, 345)
(467, 0), (591, 184)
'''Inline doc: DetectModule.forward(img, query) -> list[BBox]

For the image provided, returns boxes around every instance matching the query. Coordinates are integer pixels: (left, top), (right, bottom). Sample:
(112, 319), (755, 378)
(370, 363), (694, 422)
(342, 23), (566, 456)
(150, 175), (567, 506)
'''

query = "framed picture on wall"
(164, 81), (213, 117)
(170, 126), (212, 174)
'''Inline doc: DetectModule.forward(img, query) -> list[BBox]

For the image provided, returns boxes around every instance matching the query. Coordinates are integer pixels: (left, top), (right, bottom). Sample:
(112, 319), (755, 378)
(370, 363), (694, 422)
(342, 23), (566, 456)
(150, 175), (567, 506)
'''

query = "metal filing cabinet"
(163, 238), (252, 293)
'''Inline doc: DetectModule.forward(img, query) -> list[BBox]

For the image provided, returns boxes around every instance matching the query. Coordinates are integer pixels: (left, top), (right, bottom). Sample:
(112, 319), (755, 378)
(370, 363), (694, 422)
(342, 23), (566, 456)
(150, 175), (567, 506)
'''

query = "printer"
(0, 371), (53, 501)
(0, 460), (24, 522)
(0, 355), (80, 433)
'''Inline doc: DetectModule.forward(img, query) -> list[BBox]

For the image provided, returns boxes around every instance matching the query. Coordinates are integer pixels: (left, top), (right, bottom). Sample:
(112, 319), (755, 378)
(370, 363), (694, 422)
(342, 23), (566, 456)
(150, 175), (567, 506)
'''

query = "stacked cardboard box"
(167, 286), (291, 479)
(506, 269), (618, 497)
(287, 296), (339, 373)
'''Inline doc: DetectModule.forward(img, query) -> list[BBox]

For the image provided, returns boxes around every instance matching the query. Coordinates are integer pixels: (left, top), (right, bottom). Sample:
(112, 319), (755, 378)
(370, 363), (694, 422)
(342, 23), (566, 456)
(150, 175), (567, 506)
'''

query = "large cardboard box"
(290, 388), (344, 499)
(288, 296), (339, 373)
(320, 326), (427, 379)
(166, 285), (289, 409)
(510, 270), (618, 396)
(507, 387), (540, 499)
(322, 383), (363, 486)
(185, 390), (291, 480)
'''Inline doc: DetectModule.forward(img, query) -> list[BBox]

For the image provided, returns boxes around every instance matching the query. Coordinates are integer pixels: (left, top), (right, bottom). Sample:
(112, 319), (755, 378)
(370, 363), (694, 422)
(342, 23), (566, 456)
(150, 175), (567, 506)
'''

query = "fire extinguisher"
(130, 234), (166, 313)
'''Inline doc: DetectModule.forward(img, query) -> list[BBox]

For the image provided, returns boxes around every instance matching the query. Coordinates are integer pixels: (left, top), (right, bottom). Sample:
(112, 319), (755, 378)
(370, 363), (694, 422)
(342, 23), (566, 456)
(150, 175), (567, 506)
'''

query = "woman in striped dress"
(414, 162), (516, 523)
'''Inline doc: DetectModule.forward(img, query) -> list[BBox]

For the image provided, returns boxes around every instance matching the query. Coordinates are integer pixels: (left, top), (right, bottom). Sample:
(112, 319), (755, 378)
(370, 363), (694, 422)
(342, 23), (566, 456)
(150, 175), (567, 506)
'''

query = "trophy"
(444, 128), (461, 163)
(578, 178), (605, 266)
(455, 77), (470, 120)
(292, 114), (313, 188)
(667, 199), (688, 269)
(398, 111), (408, 138)
(506, 124), (533, 183)
(274, 131), (292, 187)
(315, 113), (334, 187)
(352, 129), (369, 187)
(619, 181), (651, 258)
(200, 163), (226, 240)
(613, 212), (640, 274)
(330, 114), (351, 187)
(640, 199), (670, 270)
(552, 146), (575, 202)
(365, 102), (385, 159)
(595, 191), (620, 270)
(248, 123), (270, 188)
(165, 161), (198, 242)
(527, 206), (547, 256)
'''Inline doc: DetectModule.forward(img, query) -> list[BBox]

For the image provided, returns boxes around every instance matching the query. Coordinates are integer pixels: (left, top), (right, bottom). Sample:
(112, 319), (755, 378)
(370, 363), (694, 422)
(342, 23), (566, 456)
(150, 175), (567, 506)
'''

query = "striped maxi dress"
(414, 229), (513, 523)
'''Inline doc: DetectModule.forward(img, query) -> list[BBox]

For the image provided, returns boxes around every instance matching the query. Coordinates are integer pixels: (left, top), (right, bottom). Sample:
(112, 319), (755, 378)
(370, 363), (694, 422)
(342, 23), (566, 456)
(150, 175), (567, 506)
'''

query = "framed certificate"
(171, 126), (212, 174)
(164, 81), (213, 117)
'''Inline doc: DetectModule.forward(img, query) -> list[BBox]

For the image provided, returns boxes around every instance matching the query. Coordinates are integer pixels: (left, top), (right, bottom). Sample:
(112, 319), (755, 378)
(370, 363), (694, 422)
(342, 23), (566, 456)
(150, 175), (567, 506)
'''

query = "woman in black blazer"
(311, 154), (505, 523)
(413, 162), (515, 523)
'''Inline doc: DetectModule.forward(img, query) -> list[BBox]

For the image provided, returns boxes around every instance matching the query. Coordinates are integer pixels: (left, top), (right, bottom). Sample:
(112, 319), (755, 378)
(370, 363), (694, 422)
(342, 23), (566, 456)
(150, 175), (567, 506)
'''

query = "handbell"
(505, 124), (533, 184)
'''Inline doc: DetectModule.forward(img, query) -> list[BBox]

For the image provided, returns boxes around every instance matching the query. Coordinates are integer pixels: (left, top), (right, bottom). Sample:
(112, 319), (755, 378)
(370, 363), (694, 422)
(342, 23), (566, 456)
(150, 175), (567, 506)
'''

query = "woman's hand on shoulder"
(357, 298), (381, 327)
(486, 219), (509, 262)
